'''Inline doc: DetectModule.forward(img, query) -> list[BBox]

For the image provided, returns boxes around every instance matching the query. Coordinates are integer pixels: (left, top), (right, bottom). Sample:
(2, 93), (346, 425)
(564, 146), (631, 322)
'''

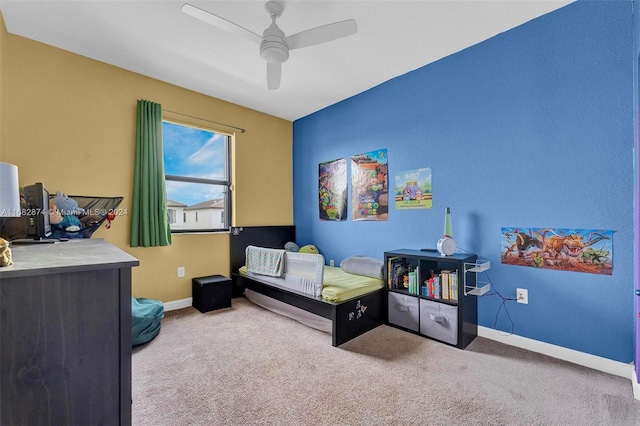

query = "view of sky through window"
(163, 121), (226, 207)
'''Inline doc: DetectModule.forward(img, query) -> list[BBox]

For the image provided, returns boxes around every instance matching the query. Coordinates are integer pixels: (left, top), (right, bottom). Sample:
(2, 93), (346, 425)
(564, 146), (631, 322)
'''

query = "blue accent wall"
(633, 0), (640, 377)
(293, 1), (634, 363)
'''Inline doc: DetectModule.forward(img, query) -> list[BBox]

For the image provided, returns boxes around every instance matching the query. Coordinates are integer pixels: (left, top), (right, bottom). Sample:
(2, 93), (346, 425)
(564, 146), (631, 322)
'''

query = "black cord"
(482, 270), (516, 335)
(455, 246), (473, 255)
(457, 246), (516, 335)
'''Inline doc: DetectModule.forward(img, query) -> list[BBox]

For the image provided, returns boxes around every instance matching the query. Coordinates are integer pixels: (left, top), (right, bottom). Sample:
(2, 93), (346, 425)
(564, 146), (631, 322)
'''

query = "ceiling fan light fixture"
(182, 1), (357, 89)
(260, 39), (289, 63)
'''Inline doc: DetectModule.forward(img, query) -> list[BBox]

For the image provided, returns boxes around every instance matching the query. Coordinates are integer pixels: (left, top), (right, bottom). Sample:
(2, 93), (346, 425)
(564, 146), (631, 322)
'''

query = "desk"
(0, 238), (139, 425)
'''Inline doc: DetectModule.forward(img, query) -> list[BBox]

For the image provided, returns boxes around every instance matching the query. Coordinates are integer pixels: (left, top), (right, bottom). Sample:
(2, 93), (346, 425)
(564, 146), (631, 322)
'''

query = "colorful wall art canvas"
(394, 168), (432, 210)
(319, 158), (347, 221)
(501, 227), (613, 275)
(350, 149), (388, 221)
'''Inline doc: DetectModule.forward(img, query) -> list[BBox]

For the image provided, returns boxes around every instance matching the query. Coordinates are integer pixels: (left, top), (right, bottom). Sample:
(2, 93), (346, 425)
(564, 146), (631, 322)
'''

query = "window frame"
(162, 118), (232, 234)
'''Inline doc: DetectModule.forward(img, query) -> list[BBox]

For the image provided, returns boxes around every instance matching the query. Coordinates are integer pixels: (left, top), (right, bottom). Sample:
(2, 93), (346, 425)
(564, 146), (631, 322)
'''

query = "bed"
(230, 226), (385, 347)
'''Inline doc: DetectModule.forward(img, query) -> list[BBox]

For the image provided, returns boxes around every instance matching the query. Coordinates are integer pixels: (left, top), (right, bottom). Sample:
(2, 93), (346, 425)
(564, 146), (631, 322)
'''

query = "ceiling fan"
(182, 1), (358, 90)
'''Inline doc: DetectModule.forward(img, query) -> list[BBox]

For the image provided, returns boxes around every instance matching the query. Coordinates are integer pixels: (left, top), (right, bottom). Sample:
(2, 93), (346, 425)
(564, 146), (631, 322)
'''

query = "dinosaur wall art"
(500, 227), (613, 275)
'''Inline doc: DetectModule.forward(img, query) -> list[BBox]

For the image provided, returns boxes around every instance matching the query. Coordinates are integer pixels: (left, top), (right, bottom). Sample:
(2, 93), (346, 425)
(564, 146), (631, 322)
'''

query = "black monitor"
(23, 182), (52, 241)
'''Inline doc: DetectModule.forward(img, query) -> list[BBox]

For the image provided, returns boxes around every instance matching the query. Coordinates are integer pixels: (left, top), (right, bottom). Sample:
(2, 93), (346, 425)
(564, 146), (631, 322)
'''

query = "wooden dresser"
(0, 238), (139, 425)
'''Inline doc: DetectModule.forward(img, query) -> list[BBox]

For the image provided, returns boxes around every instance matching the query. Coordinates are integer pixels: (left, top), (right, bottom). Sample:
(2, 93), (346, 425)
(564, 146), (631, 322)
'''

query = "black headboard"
(229, 226), (296, 296)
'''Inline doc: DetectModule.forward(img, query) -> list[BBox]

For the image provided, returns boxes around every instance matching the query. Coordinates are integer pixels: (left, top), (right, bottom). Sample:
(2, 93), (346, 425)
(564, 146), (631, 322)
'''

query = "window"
(163, 120), (231, 233)
(167, 208), (176, 224)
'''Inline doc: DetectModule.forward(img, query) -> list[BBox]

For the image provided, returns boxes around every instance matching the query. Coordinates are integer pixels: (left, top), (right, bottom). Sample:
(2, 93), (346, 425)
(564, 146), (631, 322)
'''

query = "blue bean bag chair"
(132, 297), (164, 346)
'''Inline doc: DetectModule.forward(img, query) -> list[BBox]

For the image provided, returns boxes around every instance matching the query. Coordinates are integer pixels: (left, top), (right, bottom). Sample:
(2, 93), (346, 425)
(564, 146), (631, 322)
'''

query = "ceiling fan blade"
(181, 3), (262, 45)
(285, 19), (357, 50)
(267, 62), (281, 90)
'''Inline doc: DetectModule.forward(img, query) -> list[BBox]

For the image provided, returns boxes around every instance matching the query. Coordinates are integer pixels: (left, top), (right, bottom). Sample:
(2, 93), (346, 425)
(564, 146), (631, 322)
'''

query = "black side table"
(192, 275), (232, 313)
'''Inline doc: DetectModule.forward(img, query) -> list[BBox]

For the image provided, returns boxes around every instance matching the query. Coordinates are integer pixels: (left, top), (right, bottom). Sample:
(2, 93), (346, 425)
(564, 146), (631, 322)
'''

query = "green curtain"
(130, 99), (172, 247)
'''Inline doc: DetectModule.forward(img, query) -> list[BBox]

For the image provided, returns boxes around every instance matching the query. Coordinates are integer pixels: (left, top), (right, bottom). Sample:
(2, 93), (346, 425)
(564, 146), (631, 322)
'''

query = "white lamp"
(0, 162), (21, 218)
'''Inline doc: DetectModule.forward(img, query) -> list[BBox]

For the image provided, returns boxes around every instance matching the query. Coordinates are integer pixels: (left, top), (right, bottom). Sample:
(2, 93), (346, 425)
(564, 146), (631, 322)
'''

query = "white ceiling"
(0, 0), (573, 121)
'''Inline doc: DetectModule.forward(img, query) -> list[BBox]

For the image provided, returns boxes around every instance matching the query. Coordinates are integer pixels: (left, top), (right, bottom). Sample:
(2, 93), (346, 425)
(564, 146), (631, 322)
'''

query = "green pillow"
(299, 244), (319, 254)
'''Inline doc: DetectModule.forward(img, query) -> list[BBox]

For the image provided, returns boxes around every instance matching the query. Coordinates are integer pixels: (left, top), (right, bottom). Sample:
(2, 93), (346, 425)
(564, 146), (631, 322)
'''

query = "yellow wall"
(0, 12), (5, 156)
(0, 23), (293, 302)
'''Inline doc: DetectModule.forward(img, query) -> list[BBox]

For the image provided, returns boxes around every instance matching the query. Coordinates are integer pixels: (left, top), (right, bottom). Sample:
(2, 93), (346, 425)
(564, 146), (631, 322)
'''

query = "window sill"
(170, 230), (230, 235)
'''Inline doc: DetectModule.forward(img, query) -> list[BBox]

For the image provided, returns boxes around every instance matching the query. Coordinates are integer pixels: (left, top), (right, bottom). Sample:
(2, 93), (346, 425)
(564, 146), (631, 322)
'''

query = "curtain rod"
(164, 109), (246, 133)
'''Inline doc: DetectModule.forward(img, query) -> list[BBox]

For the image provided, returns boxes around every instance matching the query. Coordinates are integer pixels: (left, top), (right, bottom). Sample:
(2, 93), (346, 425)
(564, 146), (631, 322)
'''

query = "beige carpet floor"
(132, 298), (640, 426)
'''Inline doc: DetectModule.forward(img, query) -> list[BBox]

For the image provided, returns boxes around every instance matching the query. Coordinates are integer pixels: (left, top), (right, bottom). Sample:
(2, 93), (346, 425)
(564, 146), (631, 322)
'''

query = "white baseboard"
(633, 367), (640, 400)
(478, 326), (636, 398)
(162, 297), (192, 312)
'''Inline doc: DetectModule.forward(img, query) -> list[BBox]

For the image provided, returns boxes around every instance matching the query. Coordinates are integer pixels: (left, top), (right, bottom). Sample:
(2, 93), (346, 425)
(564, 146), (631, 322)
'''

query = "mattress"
(319, 266), (384, 302)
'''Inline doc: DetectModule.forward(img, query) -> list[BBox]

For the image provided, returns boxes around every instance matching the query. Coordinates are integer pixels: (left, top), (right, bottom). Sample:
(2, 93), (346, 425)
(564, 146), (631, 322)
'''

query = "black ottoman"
(192, 275), (232, 313)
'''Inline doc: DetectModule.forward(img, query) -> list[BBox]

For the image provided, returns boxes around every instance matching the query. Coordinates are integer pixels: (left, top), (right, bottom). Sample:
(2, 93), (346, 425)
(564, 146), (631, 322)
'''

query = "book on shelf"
(421, 283), (429, 297)
(409, 269), (418, 294)
(386, 256), (401, 288)
(450, 272), (458, 302)
(433, 275), (441, 299)
(441, 270), (450, 300)
(395, 264), (407, 289)
(387, 257), (407, 289)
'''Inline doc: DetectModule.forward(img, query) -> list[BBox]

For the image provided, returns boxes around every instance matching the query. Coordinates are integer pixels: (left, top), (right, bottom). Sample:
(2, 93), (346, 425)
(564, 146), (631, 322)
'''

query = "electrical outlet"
(516, 288), (528, 304)
(177, 266), (185, 278)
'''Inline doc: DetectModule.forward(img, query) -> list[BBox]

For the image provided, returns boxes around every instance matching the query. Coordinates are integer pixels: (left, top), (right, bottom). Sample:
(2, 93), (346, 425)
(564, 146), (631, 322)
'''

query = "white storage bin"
(388, 292), (419, 332)
(419, 299), (458, 345)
